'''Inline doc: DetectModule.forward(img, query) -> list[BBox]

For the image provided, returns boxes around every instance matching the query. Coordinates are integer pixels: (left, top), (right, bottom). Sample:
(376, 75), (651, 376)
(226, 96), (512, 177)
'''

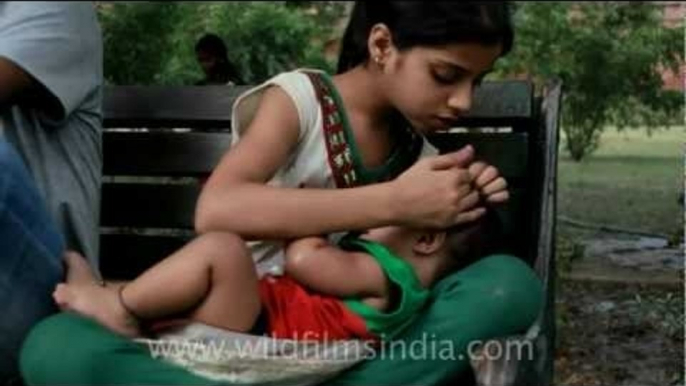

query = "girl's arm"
(195, 86), (486, 240)
(283, 237), (388, 299)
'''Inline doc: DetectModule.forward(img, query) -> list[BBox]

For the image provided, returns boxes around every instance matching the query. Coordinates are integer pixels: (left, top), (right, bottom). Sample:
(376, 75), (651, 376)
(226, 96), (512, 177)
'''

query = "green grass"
(557, 126), (683, 238)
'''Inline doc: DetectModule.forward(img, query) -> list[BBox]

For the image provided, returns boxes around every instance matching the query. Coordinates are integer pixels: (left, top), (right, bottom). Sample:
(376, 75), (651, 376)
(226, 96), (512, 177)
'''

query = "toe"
(52, 283), (72, 309)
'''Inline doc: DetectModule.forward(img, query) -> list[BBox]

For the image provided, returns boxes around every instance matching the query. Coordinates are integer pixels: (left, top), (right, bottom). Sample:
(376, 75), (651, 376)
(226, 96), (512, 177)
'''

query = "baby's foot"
(53, 251), (97, 311)
(53, 251), (140, 337)
(63, 250), (97, 284)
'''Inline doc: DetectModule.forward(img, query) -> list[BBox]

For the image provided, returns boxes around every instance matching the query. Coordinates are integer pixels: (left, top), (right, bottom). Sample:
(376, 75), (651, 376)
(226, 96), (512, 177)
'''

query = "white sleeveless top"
(229, 69), (438, 277)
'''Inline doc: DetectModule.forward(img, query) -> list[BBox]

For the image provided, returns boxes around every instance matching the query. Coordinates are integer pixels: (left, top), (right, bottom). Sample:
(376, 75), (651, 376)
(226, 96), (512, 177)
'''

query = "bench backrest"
(100, 81), (560, 284)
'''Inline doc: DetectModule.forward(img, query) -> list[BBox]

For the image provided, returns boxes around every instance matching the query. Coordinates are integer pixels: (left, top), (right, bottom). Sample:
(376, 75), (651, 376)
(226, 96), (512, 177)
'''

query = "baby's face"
(360, 226), (414, 255)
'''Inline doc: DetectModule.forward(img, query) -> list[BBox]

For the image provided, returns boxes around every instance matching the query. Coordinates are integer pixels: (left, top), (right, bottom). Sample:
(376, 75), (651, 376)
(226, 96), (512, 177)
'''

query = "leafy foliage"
(495, 2), (683, 161)
(97, 2), (341, 85)
(98, 3), (682, 161)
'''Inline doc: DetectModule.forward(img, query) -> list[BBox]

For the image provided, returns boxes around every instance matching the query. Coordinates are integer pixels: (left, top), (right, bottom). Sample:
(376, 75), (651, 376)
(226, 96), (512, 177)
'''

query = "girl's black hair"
(336, 2), (514, 73)
(195, 33), (244, 84)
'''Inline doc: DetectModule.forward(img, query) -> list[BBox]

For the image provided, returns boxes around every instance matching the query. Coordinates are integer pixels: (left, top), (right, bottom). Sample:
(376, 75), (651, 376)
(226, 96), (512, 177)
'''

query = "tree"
(97, 2), (185, 85)
(97, 2), (341, 85)
(495, 2), (682, 161)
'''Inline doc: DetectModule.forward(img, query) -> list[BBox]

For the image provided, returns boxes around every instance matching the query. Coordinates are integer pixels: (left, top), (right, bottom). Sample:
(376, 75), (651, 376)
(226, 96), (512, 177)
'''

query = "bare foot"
(63, 250), (96, 284)
(53, 251), (140, 338)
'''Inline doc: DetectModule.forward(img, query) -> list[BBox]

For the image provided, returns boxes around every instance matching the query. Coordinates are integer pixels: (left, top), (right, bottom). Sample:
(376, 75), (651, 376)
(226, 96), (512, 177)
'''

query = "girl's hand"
(468, 161), (510, 204)
(389, 145), (486, 229)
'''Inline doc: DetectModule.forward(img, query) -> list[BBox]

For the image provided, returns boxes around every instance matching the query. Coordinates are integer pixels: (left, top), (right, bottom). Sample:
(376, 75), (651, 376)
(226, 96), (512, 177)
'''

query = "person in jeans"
(0, 2), (103, 383)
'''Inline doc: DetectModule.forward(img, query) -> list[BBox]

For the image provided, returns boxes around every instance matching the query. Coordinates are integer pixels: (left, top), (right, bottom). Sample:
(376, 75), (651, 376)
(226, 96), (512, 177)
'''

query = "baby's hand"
(284, 236), (329, 261)
(468, 161), (509, 204)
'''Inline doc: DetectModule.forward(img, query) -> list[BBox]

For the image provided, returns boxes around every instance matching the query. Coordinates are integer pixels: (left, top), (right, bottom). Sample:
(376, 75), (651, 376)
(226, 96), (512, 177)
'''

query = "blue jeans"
(0, 140), (64, 382)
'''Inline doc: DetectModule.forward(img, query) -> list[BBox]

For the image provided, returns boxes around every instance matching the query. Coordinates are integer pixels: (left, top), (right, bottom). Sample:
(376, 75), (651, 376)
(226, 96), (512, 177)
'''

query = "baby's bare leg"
(54, 232), (261, 336)
(122, 232), (261, 332)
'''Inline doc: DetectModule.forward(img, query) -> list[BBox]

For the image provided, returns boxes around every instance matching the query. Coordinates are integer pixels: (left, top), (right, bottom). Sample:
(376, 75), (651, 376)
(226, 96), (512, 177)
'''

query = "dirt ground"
(554, 279), (684, 386)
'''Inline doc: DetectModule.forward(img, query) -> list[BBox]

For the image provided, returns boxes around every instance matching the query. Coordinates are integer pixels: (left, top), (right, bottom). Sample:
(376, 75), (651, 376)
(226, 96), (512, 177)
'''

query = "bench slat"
(103, 132), (230, 176)
(102, 81), (533, 129)
(104, 132), (529, 180)
(103, 85), (251, 129)
(101, 183), (200, 228)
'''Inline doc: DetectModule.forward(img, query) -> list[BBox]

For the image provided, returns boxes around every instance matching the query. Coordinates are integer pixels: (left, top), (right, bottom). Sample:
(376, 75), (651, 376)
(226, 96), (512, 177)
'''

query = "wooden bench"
(100, 80), (562, 386)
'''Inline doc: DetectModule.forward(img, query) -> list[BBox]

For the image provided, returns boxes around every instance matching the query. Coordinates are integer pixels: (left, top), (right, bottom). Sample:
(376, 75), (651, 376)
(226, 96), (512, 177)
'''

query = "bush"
(98, 2), (338, 85)
(495, 2), (683, 161)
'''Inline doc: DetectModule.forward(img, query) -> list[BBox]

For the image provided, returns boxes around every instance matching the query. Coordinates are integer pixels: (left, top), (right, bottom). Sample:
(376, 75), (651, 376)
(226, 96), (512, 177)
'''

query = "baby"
(54, 209), (504, 343)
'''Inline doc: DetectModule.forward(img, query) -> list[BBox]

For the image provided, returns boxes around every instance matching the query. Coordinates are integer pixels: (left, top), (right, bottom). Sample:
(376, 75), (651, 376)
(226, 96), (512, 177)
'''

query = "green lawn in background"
(557, 126), (683, 238)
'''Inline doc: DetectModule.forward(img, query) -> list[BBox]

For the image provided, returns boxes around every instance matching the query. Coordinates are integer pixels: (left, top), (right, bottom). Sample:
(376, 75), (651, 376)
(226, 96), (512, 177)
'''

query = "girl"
(20, 2), (543, 385)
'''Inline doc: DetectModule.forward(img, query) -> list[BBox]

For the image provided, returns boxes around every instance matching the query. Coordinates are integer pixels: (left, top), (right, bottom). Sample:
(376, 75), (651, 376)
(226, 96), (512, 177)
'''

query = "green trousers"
(20, 254), (543, 386)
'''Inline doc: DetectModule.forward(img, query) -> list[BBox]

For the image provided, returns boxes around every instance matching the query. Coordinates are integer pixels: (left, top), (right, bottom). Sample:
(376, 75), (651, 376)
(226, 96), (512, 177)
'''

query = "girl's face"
(382, 42), (503, 134)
